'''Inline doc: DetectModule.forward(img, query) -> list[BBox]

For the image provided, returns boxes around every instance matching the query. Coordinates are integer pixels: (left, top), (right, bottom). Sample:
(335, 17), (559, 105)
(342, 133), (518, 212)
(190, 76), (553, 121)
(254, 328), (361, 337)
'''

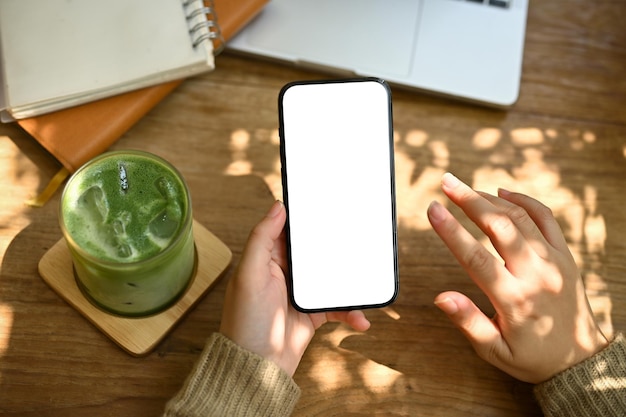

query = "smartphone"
(278, 78), (398, 312)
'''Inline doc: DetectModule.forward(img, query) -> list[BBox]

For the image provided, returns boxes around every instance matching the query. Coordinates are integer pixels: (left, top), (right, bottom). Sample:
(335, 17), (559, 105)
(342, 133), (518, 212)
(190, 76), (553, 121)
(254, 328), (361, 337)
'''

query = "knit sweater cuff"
(164, 333), (301, 417)
(534, 333), (626, 417)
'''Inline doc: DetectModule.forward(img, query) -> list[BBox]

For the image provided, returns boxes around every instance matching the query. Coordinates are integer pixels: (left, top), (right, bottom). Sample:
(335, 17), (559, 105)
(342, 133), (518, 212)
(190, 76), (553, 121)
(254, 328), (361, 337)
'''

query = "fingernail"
(442, 172), (461, 190)
(267, 200), (283, 218)
(434, 297), (459, 315)
(498, 188), (511, 197)
(427, 200), (446, 222)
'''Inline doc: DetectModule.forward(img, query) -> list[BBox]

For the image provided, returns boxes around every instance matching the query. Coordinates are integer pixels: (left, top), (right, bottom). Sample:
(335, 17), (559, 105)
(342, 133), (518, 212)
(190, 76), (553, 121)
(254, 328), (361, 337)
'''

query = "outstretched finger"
(434, 291), (512, 368)
(427, 199), (512, 299)
(497, 189), (571, 255)
(477, 191), (550, 248)
(440, 173), (539, 267)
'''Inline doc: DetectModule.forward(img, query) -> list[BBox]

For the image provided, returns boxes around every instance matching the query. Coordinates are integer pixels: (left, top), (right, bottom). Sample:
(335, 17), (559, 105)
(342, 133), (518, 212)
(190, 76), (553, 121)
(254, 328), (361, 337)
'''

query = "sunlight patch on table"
(309, 325), (405, 394)
(395, 160), (446, 231)
(263, 149), (283, 200)
(224, 129), (252, 176)
(324, 325), (362, 346)
(510, 127), (544, 146)
(0, 304), (14, 366)
(404, 129), (428, 147)
(380, 306), (401, 320)
(308, 326), (372, 391)
(224, 128), (283, 199)
(0, 304), (12, 350)
(307, 351), (350, 392)
(358, 359), (402, 393)
(1, 135), (36, 260)
(472, 127), (502, 150)
(582, 131), (596, 144)
(394, 130), (447, 231)
(429, 140), (450, 169)
(567, 129), (597, 151)
(581, 185), (613, 338)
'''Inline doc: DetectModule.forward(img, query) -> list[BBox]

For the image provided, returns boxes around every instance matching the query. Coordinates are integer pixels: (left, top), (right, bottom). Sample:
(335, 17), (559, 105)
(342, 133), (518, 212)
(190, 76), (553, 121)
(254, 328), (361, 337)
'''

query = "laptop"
(227, 0), (529, 107)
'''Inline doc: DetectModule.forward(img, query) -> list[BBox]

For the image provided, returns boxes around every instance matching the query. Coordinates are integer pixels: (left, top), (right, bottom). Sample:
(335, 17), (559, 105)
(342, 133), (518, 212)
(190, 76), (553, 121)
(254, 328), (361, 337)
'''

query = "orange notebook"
(17, 0), (268, 185)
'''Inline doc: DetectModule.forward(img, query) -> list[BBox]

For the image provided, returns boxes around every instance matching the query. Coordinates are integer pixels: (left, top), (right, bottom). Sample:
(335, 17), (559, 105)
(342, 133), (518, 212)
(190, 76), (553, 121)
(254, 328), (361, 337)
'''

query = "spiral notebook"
(0, 0), (217, 120)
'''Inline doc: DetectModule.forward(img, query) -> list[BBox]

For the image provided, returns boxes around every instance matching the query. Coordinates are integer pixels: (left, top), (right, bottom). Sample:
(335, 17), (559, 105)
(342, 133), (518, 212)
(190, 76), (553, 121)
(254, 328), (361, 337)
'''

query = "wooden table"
(1, 2), (625, 415)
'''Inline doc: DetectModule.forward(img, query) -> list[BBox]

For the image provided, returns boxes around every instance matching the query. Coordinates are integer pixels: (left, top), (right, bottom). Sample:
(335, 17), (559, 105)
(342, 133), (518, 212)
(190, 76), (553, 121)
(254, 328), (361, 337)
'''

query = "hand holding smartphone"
(279, 78), (398, 312)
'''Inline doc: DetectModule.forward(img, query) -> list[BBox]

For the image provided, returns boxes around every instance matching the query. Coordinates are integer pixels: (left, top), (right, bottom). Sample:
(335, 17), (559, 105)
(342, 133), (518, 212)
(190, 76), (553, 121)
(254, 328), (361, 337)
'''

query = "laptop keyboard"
(463, 0), (511, 9)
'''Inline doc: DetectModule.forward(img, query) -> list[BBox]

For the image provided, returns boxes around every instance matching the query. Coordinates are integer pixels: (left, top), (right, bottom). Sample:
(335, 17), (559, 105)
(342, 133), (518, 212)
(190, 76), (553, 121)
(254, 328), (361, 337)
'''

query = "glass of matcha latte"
(59, 150), (195, 316)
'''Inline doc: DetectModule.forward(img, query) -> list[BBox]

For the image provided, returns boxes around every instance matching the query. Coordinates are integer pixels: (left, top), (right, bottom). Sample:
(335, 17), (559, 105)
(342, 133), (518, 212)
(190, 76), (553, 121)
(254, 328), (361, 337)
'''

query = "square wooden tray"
(38, 220), (231, 356)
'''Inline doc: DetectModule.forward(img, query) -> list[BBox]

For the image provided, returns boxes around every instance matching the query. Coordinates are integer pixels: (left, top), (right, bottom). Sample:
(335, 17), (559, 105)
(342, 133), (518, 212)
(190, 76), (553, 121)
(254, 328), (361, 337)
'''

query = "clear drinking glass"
(59, 150), (195, 316)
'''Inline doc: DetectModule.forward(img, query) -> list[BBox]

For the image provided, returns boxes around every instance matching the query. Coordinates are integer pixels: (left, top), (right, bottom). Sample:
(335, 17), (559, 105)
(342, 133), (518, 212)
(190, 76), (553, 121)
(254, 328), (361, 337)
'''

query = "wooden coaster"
(38, 220), (232, 356)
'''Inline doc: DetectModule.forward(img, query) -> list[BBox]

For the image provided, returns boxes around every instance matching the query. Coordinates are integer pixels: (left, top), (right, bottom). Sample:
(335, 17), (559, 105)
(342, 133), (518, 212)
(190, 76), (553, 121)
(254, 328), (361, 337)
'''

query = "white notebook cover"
(0, 0), (215, 119)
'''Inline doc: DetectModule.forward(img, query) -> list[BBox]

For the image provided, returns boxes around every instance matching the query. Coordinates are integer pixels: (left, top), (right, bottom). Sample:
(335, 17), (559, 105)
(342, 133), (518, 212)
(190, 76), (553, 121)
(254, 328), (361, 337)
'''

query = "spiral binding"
(185, 0), (225, 55)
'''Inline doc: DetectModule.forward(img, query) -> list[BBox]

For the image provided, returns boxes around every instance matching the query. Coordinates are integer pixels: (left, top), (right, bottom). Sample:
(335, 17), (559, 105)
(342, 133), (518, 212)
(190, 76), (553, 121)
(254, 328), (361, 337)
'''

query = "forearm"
(534, 333), (626, 417)
(164, 333), (301, 417)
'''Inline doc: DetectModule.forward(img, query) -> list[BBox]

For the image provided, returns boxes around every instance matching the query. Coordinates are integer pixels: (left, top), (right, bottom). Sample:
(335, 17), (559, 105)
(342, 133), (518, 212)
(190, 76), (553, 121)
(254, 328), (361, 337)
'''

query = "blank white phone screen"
(279, 79), (398, 311)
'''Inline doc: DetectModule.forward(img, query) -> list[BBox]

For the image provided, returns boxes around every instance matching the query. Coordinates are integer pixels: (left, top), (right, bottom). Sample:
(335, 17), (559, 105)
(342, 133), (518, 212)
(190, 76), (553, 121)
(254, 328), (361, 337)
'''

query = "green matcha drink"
(59, 150), (195, 316)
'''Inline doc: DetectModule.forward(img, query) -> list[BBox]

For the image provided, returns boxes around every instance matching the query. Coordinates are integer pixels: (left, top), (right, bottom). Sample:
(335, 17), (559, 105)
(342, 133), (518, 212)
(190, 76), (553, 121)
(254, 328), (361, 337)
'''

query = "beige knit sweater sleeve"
(163, 333), (301, 417)
(534, 333), (626, 417)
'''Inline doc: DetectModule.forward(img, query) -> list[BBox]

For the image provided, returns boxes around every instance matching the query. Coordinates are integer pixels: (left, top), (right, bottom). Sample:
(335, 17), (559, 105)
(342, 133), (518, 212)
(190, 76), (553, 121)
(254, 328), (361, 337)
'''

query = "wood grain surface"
(38, 221), (232, 357)
(1, 1), (625, 415)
